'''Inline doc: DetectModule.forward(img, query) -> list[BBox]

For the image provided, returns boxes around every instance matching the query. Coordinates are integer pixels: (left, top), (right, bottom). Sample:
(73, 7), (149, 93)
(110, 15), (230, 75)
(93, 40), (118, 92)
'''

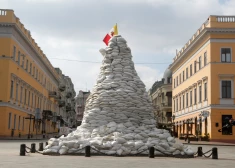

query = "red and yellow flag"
(103, 24), (118, 45)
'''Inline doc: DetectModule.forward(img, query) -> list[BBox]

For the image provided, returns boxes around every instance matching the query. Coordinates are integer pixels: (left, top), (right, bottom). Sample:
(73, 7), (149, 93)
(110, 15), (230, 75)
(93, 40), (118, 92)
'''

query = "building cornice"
(169, 28), (235, 71)
(0, 23), (59, 84)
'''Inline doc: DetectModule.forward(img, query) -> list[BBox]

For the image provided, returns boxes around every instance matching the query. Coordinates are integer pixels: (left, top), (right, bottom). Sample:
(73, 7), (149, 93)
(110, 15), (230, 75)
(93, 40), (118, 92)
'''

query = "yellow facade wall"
(0, 9), (59, 138)
(171, 15), (235, 142)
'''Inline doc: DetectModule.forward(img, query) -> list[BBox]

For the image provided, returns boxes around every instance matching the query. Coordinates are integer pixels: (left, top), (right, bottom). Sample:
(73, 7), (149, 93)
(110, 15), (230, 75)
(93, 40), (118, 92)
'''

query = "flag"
(103, 24), (118, 45)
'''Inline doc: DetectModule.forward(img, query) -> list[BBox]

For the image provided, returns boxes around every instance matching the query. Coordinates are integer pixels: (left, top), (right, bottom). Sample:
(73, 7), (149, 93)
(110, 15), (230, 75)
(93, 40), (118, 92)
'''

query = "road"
(0, 140), (234, 168)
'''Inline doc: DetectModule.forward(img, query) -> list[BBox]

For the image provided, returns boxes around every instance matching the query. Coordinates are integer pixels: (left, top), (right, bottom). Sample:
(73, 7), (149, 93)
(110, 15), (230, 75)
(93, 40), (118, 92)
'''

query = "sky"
(1, 0), (235, 95)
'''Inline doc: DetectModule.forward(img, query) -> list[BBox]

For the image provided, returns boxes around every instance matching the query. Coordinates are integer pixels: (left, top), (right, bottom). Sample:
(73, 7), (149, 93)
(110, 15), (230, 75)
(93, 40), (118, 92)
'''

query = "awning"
(166, 92), (172, 96)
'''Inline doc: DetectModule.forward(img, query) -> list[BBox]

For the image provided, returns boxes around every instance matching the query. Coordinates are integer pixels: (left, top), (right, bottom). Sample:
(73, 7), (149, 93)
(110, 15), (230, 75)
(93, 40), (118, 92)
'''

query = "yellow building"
(170, 15), (235, 143)
(0, 9), (61, 138)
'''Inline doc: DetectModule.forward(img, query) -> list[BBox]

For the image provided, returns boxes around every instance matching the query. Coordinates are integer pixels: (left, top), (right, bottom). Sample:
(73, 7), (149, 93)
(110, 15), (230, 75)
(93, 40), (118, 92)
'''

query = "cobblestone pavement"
(0, 140), (235, 168)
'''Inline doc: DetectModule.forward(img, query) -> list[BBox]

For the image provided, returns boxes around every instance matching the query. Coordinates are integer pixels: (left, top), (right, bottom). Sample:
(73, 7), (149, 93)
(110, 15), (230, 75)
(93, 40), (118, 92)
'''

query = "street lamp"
(172, 115), (175, 137)
(35, 108), (41, 140)
(52, 112), (57, 131)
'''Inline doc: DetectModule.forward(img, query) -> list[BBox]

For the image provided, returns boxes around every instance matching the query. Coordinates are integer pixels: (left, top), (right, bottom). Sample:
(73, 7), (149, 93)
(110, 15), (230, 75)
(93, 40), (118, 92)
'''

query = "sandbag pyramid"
(43, 35), (194, 156)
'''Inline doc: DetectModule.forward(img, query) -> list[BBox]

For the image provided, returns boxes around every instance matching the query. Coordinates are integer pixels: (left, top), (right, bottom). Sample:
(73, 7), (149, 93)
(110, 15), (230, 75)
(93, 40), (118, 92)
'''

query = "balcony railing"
(49, 91), (57, 98)
(66, 92), (72, 98)
(59, 84), (65, 92)
(58, 100), (65, 107)
(217, 16), (235, 22)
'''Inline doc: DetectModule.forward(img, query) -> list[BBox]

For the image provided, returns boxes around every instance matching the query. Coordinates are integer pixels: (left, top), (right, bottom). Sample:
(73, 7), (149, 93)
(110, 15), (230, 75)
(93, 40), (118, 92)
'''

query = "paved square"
(0, 140), (235, 168)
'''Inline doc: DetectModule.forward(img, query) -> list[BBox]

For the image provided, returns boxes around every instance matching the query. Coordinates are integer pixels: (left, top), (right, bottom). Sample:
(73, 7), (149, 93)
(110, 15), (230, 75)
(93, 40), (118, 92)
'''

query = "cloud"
(1, 0), (235, 95)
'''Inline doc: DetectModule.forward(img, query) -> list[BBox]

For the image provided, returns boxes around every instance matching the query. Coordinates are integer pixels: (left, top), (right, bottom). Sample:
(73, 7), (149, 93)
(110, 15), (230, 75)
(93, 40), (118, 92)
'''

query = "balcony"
(55, 95), (62, 101)
(59, 84), (65, 92)
(66, 92), (72, 98)
(58, 100), (65, 107)
(66, 103), (72, 112)
(49, 91), (57, 98)
(160, 102), (172, 109)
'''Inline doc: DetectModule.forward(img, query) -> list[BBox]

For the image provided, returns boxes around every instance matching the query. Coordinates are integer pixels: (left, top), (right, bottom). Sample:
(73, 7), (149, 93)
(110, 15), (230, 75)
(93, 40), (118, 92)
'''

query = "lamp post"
(172, 115), (175, 137)
(25, 114), (33, 139)
(52, 112), (57, 135)
(35, 108), (41, 140)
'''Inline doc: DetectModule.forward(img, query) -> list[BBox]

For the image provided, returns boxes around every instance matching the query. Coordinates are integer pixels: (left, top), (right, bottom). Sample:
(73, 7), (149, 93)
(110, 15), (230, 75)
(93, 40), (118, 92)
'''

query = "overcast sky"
(1, 0), (234, 95)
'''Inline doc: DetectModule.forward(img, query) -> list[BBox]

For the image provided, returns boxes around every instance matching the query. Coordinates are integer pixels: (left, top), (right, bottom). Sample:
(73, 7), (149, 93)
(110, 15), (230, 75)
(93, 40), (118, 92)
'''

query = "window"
(179, 96), (181, 110)
(174, 99), (175, 112)
(22, 117), (24, 130)
(10, 80), (14, 99)
(16, 83), (18, 102)
(21, 55), (24, 68)
(174, 79), (175, 88)
(199, 85), (202, 102)
(221, 48), (231, 63)
(36, 69), (38, 79)
(24, 89), (27, 105)
(199, 56), (201, 69)
(182, 95), (185, 109)
(186, 68), (188, 79)
(30, 63), (32, 74)
(35, 95), (37, 107)
(222, 115), (232, 135)
(8, 113), (12, 129)
(176, 98), (178, 111)
(194, 88), (197, 104)
(28, 91), (30, 105)
(167, 77), (171, 84)
(38, 97), (40, 108)
(183, 71), (185, 81)
(204, 82), (207, 100)
(177, 76), (178, 86)
(204, 52), (207, 66)
(222, 81), (231, 98)
(194, 61), (197, 73)
(18, 51), (21, 65)
(190, 64), (192, 76)
(179, 74), (181, 84)
(186, 93), (188, 107)
(190, 91), (192, 106)
(20, 86), (23, 103)
(12, 46), (16, 61)
(33, 67), (35, 76)
(32, 93), (34, 107)
(26, 60), (28, 71)
(18, 116), (21, 130)
(13, 114), (16, 129)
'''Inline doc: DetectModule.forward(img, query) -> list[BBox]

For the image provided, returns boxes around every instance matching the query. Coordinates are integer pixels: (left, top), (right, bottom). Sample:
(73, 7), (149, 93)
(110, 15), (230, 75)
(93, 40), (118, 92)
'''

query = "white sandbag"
(106, 151), (116, 155)
(59, 146), (69, 155)
(167, 137), (175, 142)
(115, 137), (126, 144)
(173, 150), (181, 155)
(135, 141), (144, 149)
(117, 149), (123, 155)
(184, 147), (194, 155)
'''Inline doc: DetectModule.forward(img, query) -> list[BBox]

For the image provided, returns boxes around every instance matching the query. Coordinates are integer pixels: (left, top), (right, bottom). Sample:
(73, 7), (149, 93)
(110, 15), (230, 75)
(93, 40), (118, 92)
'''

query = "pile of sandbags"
(43, 35), (194, 156)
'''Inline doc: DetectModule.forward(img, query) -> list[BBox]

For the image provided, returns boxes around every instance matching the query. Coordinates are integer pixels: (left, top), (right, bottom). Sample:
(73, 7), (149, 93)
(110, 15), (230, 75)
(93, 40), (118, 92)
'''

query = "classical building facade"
(75, 90), (90, 126)
(55, 69), (76, 128)
(170, 15), (235, 142)
(149, 68), (172, 130)
(0, 9), (76, 138)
